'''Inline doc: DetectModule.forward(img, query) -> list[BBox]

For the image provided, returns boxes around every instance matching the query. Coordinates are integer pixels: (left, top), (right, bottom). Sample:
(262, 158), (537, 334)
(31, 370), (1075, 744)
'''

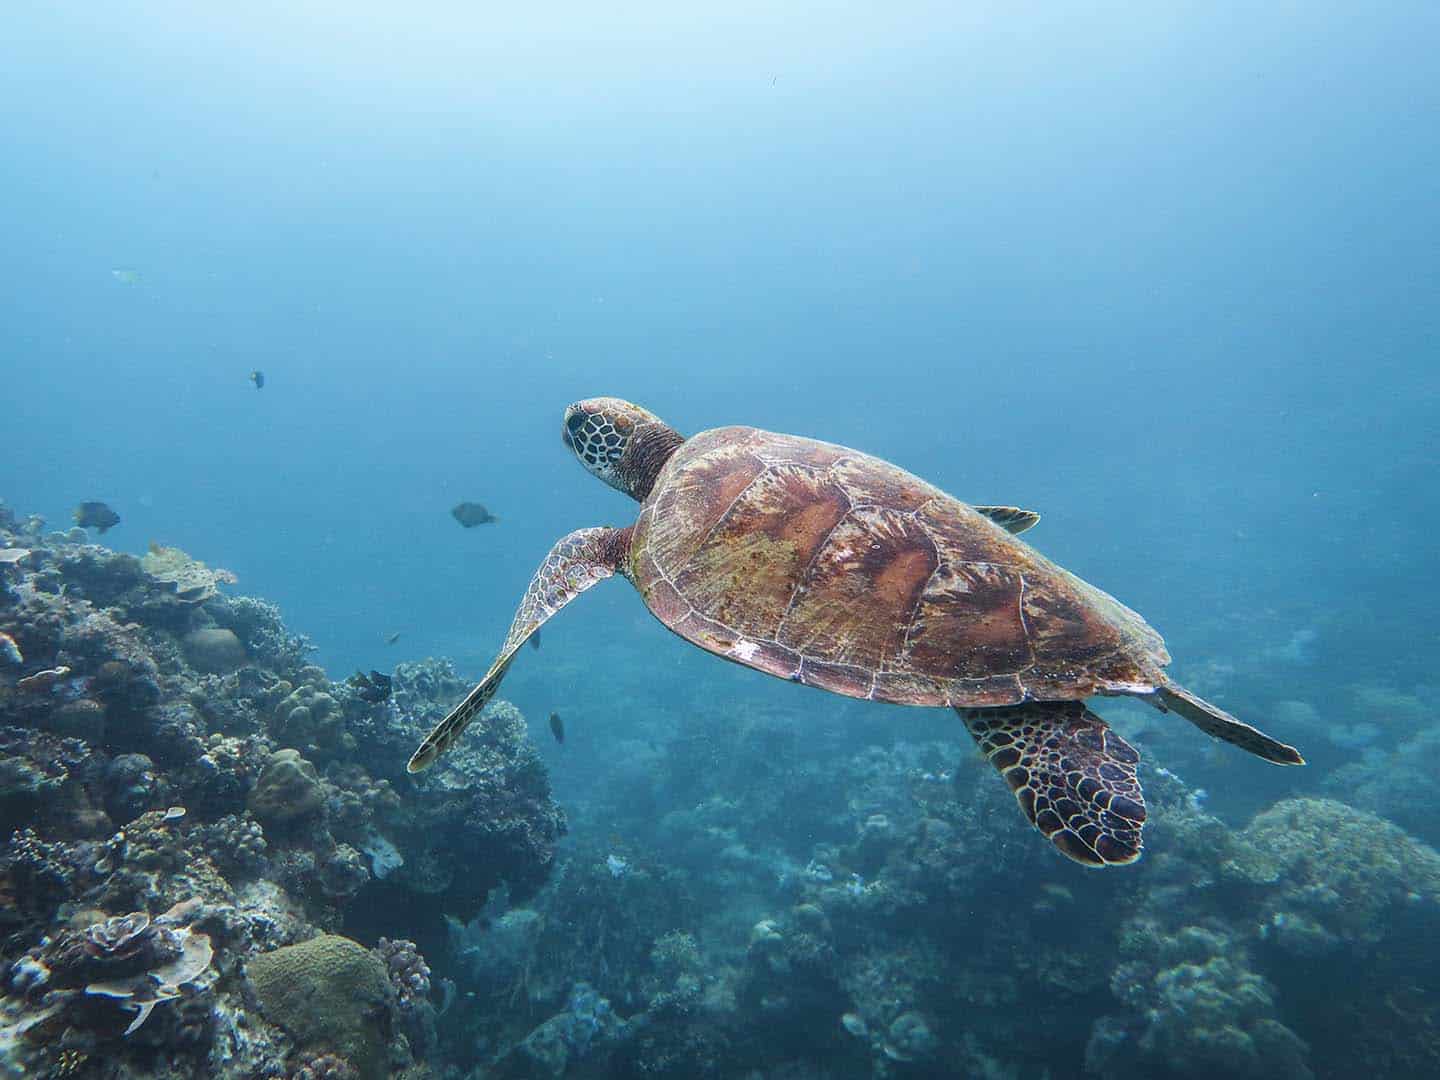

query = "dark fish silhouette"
(249, 370), (265, 390)
(529, 632), (541, 651)
(73, 501), (120, 534)
(385, 632), (403, 646)
(451, 502), (498, 528)
(349, 669), (392, 703)
(548, 711), (565, 744)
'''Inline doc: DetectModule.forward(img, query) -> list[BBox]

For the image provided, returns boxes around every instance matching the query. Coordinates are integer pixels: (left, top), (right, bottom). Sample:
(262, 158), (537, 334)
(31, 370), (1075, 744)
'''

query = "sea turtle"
(409, 398), (1304, 867)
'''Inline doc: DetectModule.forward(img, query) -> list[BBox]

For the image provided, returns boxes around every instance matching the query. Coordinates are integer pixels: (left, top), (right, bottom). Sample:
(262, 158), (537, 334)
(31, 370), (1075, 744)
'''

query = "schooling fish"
(249, 370), (265, 390)
(73, 501), (120, 534)
(451, 502), (498, 528)
(548, 711), (565, 744)
(349, 669), (393, 704)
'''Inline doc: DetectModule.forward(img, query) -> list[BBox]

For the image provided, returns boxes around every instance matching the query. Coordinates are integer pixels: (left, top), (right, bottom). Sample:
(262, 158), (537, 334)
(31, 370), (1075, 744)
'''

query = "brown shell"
(629, 426), (1171, 707)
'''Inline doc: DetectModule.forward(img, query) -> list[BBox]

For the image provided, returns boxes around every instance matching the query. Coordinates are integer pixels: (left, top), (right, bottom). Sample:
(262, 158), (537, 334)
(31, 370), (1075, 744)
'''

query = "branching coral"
(209, 594), (314, 674)
(376, 937), (430, 1007)
(1229, 797), (1440, 952)
(197, 813), (268, 879)
(1091, 924), (1312, 1080)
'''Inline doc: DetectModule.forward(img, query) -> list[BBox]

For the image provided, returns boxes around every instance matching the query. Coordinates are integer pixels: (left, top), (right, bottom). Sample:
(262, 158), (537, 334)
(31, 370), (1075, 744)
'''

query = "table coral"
(139, 544), (237, 604)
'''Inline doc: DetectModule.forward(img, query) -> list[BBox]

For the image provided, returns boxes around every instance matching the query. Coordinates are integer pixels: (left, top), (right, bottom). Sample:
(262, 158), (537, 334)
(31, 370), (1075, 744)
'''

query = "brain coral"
(247, 749), (324, 825)
(246, 934), (392, 1080)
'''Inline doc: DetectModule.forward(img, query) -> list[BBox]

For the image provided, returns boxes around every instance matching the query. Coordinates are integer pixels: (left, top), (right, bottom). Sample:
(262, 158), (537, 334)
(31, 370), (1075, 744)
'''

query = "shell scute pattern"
(673, 462), (851, 636)
(776, 505), (936, 671)
(634, 428), (1169, 706)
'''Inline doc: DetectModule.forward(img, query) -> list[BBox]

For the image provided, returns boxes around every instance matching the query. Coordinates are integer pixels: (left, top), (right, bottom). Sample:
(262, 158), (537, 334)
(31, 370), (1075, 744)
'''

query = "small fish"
(73, 501), (120, 534)
(110, 268), (141, 286)
(385, 631), (403, 646)
(548, 711), (565, 744)
(0, 631), (22, 665)
(529, 632), (541, 651)
(348, 669), (393, 704)
(249, 370), (265, 390)
(451, 502), (498, 528)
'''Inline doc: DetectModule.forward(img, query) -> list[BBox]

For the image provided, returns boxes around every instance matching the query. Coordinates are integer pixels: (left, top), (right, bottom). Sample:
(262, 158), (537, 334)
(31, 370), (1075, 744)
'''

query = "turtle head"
(563, 398), (684, 502)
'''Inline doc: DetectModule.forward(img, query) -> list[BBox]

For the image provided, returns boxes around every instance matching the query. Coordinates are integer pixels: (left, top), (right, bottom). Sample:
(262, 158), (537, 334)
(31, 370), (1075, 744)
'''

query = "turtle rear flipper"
(407, 525), (631, 773)
(960, 702), (1146, 867)
(1155, 684), (1305, 765)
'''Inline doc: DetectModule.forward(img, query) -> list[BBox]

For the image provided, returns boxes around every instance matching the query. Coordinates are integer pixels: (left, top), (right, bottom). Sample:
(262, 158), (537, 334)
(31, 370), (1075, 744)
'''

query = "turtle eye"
(566, 411), (588, 436)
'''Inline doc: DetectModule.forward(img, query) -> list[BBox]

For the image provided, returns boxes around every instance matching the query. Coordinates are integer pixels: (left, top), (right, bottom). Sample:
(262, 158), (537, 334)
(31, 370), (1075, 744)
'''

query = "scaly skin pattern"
(407, 526), (629, 773)
(630, 426), (1171, 709)
(962, 702), (1147, 866)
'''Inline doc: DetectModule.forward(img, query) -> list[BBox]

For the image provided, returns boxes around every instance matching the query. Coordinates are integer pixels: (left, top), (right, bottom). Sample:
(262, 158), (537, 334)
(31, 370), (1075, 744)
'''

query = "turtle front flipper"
(960, 702), (1146, 867)
(407, 526), (632, 773)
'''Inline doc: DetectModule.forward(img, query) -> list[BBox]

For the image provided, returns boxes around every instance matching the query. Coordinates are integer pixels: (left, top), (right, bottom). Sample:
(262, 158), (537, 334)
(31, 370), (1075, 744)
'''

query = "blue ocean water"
(3, 4), (1439, 1077)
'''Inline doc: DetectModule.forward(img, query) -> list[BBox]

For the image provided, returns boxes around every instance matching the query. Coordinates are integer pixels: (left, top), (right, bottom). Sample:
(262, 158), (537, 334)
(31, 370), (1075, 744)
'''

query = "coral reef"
(2, 500), (1436, 1079)
(1091, 923), (1313, 1079)
(0, 505), (552, 1078)
(247, 934), (393, 1080)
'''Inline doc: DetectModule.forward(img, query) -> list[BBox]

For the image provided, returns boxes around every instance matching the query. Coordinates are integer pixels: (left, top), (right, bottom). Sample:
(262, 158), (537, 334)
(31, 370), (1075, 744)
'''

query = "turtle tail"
(1156, 683), (1305, 765)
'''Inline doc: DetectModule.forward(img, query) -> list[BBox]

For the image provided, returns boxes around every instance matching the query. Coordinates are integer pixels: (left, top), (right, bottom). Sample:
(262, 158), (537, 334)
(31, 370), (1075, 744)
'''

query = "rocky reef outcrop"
(0, 506), (564, 1078)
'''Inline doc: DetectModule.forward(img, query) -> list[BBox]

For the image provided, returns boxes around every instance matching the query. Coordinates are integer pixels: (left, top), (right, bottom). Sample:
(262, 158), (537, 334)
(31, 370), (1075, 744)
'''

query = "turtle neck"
(623, 423), (686, 502)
